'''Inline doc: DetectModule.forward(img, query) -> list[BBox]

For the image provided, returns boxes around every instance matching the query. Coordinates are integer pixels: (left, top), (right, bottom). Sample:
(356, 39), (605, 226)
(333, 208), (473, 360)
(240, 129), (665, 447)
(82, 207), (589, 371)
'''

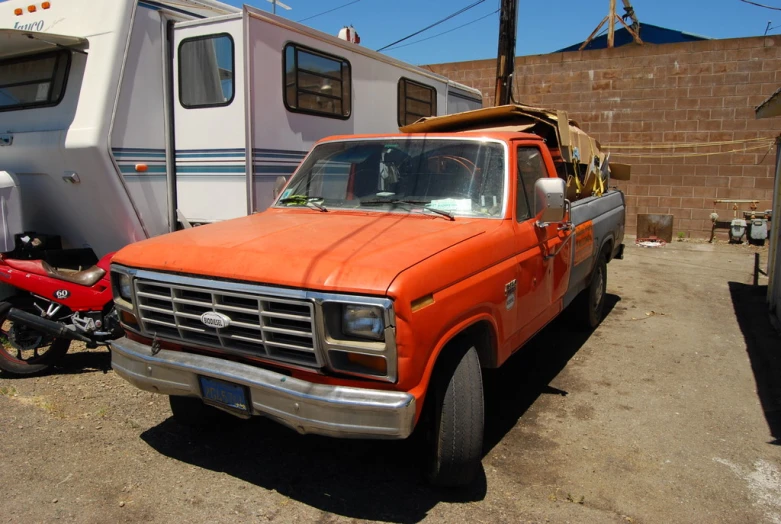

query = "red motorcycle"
(0, 235), (121, 375)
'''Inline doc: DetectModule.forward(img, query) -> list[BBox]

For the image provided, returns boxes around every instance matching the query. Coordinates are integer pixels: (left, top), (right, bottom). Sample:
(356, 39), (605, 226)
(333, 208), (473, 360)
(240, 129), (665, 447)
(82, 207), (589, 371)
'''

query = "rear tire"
(426, 345), (484, 488)
(574, 254), (608, 330)
(169, 395), (225, 427)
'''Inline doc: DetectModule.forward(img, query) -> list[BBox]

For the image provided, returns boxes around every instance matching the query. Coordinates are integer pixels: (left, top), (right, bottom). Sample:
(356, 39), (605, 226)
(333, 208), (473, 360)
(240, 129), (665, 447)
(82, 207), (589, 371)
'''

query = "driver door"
(512, 145), (562, 344)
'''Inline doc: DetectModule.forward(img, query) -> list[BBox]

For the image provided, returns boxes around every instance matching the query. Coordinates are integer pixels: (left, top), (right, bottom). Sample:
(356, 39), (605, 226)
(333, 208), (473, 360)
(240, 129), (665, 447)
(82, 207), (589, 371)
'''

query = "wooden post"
(607, 0), (616, 48)
(755, 252), (760, 286)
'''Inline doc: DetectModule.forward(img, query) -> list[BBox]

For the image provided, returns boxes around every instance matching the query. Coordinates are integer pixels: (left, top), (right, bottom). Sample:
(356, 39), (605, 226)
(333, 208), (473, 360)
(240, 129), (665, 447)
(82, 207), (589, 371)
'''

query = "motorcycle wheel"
(0, 313), (71, 375)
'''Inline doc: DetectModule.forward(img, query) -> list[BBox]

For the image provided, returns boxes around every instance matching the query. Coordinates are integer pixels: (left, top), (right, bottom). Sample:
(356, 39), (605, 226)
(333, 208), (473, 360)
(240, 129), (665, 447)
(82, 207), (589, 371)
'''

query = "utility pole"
(494, 0), (518, 106)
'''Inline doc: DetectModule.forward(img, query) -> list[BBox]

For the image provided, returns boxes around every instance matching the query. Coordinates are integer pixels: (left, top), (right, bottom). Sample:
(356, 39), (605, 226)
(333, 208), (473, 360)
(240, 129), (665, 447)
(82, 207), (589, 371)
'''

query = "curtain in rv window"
(397, 78), (436, 127)
(0, 50), (70, 112)
(179, 33), (234, 108)
(284, 44), (351, 119)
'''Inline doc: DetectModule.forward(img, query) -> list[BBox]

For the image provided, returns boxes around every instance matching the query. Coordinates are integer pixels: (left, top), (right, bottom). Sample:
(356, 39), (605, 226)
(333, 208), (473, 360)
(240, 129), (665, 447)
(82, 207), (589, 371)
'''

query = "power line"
(297, 0), (362, 23)
(384, 8), (499, 51)
(377, 0), (487, 52)
(739, 0), (781, 11)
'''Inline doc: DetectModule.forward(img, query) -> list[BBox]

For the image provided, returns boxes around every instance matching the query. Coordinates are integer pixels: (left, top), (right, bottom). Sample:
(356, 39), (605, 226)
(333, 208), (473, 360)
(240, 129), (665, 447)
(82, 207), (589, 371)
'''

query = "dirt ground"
(1, 239), (780, 524)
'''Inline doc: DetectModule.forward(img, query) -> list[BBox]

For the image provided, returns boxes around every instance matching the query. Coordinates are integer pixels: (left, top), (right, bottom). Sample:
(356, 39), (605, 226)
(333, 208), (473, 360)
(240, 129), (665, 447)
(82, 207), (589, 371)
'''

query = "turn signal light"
(346, 353), (387, 375)
(42, 1), (51, 8)
(120, 310), (139, 328)
(14, 8), (23, 15)
(135, 164), (148, 173)
(27, 5), (36, 12)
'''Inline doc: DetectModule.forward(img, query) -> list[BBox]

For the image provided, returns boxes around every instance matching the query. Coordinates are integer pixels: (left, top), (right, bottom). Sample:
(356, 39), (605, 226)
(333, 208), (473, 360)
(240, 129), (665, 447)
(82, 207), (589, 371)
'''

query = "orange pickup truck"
(109, 126), (625, 487)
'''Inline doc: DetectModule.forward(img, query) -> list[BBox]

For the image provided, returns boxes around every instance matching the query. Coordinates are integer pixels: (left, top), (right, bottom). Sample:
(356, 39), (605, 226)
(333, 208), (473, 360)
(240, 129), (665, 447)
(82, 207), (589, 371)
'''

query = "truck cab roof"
(315, 130), (546, 145)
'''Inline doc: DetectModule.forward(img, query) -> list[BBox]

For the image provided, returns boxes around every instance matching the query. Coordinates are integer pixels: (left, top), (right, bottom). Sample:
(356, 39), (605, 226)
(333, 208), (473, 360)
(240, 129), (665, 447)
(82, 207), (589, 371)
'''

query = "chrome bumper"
(110, 337), (416, 439)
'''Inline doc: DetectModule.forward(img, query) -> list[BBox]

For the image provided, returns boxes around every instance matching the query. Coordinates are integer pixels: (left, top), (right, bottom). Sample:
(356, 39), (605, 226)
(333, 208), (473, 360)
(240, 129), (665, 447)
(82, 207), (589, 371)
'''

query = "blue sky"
(234, 0), (781, 65)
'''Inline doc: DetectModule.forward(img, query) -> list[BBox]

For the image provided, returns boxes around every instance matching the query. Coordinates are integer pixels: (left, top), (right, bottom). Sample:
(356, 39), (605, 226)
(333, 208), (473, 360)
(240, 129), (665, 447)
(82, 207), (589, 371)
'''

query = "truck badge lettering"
(504, 279), (517, 310)
(200, 312), (231, 329)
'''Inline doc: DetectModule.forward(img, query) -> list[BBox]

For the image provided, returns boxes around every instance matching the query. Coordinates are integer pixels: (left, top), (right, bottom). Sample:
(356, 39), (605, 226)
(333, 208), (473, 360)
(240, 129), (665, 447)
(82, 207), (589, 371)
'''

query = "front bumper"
(110, 337), (416, 439)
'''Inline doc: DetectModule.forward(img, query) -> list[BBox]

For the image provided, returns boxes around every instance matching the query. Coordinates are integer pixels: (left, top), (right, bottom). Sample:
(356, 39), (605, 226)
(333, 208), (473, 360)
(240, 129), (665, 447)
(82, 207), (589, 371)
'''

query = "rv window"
(283, 44), (351, 119)
(397, 78), (436, 127)
(0, 50), (70, 112)
(179, 33), (234, 108)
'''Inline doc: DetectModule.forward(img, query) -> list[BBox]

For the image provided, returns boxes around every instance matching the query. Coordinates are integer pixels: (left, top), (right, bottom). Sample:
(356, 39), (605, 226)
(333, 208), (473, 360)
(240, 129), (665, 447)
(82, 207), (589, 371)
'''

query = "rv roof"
(154, 0), (239, 17)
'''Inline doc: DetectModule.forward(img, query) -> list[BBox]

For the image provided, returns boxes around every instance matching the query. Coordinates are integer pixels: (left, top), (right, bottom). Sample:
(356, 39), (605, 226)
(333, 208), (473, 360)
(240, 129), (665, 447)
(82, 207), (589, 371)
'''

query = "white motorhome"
(0, 0), (481, 258)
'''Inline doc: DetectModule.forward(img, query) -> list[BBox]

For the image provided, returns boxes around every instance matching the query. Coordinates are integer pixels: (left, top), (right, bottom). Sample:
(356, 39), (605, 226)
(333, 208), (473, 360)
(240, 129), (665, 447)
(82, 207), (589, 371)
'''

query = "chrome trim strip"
(113, 264), (394, 307)
(111, 336), (415, 439)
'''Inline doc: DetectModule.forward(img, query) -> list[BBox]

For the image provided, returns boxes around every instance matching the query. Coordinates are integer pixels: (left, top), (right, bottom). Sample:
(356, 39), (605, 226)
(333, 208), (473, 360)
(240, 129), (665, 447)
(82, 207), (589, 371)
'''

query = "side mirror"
(272, 176), (288, 199)
(534, 178), (567, 225)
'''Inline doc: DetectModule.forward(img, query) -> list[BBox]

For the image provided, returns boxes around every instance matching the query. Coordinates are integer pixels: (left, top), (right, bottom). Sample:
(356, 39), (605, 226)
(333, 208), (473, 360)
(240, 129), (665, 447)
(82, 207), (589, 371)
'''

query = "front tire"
(426, 345), (484, 488)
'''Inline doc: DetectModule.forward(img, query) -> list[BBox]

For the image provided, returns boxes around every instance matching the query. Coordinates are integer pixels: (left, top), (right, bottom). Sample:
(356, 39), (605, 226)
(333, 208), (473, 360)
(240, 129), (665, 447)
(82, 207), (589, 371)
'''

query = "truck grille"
(134, 279), (319, 367)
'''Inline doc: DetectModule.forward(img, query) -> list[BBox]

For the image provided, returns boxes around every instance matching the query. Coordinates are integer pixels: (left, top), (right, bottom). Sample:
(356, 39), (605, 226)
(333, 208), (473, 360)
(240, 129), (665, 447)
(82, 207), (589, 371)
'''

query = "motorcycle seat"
(3, 258), (49, 276)
(3, 258), (105, 287)
(42, 262), (106, 287)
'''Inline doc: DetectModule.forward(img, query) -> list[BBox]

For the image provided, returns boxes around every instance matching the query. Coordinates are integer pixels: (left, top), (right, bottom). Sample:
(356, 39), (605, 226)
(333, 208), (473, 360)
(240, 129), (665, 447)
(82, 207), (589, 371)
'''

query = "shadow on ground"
(729, 282), (781, 445)
(140, 296), (618, 523)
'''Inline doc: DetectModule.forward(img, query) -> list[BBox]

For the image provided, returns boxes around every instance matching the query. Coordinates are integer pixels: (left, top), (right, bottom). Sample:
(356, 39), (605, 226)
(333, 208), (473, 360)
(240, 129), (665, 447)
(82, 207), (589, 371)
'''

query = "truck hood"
(113, 209), (497, 295)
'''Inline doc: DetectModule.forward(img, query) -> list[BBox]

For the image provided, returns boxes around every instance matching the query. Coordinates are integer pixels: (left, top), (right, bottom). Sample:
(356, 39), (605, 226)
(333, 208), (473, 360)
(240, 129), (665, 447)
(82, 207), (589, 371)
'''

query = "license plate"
(199, 376), (250, 413)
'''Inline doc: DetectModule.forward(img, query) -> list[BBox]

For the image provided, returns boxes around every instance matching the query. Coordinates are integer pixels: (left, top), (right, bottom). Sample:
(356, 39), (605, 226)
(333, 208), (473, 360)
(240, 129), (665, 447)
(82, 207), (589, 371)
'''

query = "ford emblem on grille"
(200, 311), (231, 329)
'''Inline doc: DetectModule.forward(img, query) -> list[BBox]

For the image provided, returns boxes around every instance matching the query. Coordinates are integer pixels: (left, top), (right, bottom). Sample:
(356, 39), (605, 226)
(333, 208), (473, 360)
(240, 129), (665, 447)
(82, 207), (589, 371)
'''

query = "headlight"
(342, 305), (385, 341)
(115, 273), (133, 302)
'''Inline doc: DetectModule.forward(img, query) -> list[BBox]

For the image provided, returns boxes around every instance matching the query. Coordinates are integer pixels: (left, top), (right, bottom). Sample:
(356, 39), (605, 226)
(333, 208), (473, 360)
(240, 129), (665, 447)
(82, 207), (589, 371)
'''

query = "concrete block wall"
(426, 36), (781, 238)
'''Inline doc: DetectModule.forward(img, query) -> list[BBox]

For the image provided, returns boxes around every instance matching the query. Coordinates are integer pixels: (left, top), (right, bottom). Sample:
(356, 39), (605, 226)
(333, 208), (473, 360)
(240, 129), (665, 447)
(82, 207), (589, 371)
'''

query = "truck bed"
(563, 190), (626, 309)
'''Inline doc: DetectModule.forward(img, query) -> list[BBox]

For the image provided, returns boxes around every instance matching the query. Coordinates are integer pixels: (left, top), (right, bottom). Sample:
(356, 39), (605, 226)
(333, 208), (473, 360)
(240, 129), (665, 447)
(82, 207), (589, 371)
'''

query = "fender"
(406, 312), (498, 423)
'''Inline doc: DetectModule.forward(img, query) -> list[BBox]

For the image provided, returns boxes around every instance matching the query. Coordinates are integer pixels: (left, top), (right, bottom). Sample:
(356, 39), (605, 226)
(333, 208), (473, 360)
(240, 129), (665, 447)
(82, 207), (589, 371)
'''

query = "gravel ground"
(1, 239), (780, 523)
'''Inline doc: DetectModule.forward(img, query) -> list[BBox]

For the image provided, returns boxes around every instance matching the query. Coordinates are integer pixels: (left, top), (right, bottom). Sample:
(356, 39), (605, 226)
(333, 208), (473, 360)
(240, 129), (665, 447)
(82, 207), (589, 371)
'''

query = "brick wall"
(426, 36), (781, 239)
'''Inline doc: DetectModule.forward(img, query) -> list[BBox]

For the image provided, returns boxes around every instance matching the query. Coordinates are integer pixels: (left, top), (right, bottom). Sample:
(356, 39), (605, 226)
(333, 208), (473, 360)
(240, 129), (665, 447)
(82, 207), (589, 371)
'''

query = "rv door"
(172, 16), (246, 223)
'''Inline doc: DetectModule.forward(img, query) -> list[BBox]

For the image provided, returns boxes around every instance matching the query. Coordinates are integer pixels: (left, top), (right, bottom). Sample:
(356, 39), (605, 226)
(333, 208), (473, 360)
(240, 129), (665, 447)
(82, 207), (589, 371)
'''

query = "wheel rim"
(0, 317), (58, 365)
(592, 266), (604, 312)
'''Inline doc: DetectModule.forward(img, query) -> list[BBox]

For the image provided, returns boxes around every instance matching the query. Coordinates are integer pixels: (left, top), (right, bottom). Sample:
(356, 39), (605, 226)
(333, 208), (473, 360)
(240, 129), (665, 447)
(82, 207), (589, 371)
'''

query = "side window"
(0, 50), (71, 112)
(284, 44), (351, 119)
(179, 33), (234, 108)
(398, 78), (437, 126)
(516, 147), (548, 222)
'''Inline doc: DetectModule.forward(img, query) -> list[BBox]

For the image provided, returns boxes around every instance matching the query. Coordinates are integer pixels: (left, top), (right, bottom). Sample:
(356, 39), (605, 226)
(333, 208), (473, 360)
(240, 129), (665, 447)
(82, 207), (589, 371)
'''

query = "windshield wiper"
(360, 199), (455, 221)
(279, 196), (328, 212)
(421, 206), (455, 221)
(360, 199), (429, 206)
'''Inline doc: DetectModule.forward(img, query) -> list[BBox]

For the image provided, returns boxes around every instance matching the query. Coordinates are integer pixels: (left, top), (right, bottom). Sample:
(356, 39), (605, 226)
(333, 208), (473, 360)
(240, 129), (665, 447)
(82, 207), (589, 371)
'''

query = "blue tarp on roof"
(557, 23), (708, 52)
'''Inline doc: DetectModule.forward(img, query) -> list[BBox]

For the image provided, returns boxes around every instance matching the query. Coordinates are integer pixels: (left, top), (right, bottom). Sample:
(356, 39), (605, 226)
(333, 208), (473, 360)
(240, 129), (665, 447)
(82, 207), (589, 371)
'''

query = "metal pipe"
(244, 8), (255, 215)
(163, 19), (179, 233)
(767, 137), (781, 306)
(5, 307), (92, 343)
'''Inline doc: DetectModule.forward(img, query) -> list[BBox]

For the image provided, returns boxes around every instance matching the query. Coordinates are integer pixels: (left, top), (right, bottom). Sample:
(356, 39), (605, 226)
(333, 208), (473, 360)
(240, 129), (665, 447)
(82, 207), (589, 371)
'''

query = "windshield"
(275, 139), (506, 218)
